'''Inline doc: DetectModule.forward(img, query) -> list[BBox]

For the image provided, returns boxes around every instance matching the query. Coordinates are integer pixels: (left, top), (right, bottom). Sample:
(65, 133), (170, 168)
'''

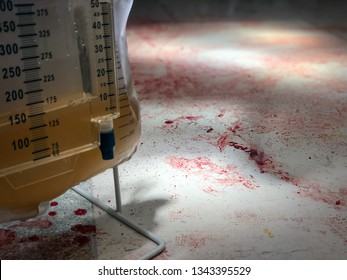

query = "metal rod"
(72, 166), (165, 260)
(113, 166), (122, 213)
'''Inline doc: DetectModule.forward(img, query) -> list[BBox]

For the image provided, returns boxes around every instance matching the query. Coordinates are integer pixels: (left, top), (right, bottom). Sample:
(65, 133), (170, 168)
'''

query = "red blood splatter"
(74, 209), (87, 216)
(72, 235), (91, 247)
(203, 186), (219, 195)
(213, 133), (345, 208)
(217, 114), (224, 117)
(166, 156), (258, 189)
(217, 135), (270, 170)
(0, 228), (95, 259)
(71, 224), (96, 234)
(50, 201), (58, 207)
(327, 216), (347, 241)
(160, 116), (203, 129)
(48, 211), (57, 217)
(300, 185), (346, 209)
(20, 235), (41, 242)
(9, 217), (52, 229)
(217, 133), (229, 152)
(230, 141), (249, 151)
(175, 234), (211, 249)
(0, 229), (16, 246)
(227, 125), (242, 133)
(185, 116), (202, 121)
(249, 148), (267, 166)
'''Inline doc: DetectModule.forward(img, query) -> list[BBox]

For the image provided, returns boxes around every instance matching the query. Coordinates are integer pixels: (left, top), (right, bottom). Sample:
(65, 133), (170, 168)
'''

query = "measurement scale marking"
(33, 155), (50, 161)
(31, 131), (46, 138)
(24, 78), (42, 83)
(18, 33), (37, 37)
(25, 89), (43, 95)
(32, 139), (47, 146)
(32, 147), (49, 154)
(15, 3), (51, 163)
(98, 1), (119, 116)
(29, 124), (47, 130)
(23, 66), (40, 72)
(20, 44), (38, 49)
(15, 11), (35, 15)
(31, 136), (48, 142)
(24, 73), (40, 79)
(21, 55), (39, 60)
(118, 114), (128, 119)
(32, 139), (48, 147)
(32, 148), (49, 155)
(14, 3), (34, 7)
(26, 100), (44, 106)
(28, 112), (46, 118)
(17, 23), (36, 28)
(119, 123), (130, 129)
(119, 135), (130, 140)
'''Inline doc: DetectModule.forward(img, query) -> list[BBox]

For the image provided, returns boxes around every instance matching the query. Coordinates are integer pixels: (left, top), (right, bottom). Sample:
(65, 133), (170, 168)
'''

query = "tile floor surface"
(1, 13), (347, 259)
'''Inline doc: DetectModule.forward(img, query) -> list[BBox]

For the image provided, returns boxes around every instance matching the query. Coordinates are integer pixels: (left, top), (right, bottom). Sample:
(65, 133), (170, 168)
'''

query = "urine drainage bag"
(0, 0), (140, 222)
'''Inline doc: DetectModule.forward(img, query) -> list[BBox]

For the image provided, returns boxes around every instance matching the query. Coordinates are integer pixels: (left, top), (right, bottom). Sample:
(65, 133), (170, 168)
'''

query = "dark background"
(129, 0), (347, 24)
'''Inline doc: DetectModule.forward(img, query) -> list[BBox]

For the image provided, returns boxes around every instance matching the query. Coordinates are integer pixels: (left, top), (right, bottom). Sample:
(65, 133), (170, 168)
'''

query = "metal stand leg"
(72, 166), (165, 260)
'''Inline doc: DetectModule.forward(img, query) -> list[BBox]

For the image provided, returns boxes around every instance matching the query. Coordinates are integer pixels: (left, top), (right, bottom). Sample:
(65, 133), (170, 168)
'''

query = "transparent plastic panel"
(0, 0), (123, 175)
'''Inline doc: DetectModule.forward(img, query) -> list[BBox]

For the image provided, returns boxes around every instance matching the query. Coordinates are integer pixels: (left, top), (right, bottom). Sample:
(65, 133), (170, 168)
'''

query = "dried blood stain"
(216, 135), (346, 209)
(48, 211), (57, 217)
(327, 216), (347, 241)
(20, 235), (41, 243)
(0, 228), (96, 259)
(71, 224), (96, 234)
(74, 209), (88, 216)
(0, 229), (16, 246)
(203, 186), (220, 195)
(161, 115), (203, 129)
(166, 156), (258, 189)
(73, 235), (91, 247)
(175, 234), (211, 249)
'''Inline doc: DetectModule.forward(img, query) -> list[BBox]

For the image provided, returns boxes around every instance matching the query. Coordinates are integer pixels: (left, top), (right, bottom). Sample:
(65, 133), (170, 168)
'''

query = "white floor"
(91, 20), (347, 259)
